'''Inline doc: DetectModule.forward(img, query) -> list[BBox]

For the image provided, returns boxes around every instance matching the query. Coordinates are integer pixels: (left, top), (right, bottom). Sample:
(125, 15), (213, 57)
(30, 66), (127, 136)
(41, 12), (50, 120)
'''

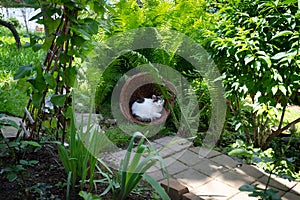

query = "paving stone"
(257, 175), (295, 192)
(233, 164), (265, 180)
(160, 179), (189, 200)
(228, 191), (257, 200)
(154, 136), (192, 152)
(190, 146), (222, 158)
(154, 136), (178, 146)
(281, 191), (300, 200)
(193, 157), (228, 178)
(215, 170), (256, 188)
(102, 149), (127, 169)
(291, 183), (300, 195)
(1, 116), (22, 138)
(182, 192), (204, 200)
(174, 168), (211, 189)
(210, 154), (242, 169)
(146, 170), (167, 182)
(176, 150), (202, 166)
(166, 159), (188, 175)
(158, 146), (178, 158)
(190, 179), (239, 200)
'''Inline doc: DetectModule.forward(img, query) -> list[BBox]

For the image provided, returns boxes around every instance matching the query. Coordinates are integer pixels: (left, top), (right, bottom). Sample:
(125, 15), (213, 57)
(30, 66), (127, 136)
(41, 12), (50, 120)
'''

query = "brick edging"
(160, 179), (204, 200)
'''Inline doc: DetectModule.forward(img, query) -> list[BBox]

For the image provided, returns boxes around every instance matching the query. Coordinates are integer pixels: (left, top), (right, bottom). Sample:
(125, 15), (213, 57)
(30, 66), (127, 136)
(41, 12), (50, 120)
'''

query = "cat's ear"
(152, 94), (156, 100)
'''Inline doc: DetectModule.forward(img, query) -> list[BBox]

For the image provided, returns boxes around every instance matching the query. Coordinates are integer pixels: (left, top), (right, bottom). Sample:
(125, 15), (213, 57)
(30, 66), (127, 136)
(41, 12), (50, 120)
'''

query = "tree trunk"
(21, 8), (28, 33)
(0, 18), (21, 48)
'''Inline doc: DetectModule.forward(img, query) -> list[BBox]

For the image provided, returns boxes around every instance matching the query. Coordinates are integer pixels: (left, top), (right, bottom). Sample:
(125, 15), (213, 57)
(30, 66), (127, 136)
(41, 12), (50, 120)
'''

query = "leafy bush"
(207, 0), (300, 149)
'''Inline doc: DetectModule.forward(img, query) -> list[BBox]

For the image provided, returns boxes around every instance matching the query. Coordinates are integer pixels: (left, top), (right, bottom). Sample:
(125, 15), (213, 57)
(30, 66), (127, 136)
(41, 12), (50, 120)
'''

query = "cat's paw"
(154, 113), (161, 118)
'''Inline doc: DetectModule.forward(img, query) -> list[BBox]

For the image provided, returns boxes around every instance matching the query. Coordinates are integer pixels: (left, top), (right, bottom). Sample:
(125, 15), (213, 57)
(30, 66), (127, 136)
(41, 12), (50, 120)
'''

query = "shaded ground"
(0, 143), (154, 200)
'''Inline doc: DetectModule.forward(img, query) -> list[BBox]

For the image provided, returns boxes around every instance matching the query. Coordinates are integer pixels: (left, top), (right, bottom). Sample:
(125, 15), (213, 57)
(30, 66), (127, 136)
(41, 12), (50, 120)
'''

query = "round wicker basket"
(119, 72), (176, 125)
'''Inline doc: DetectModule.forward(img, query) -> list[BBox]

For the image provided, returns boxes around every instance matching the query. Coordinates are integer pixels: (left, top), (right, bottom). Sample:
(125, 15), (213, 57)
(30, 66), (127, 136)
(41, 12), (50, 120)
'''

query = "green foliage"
(228, 139), (300, 180)
(0, 124), (40, 187)
(79, 191), (102, 200)
(207, 0), (300, 148)
(239, 184), (281, 200)
(58, 115), (98, 191)
(117, 132), (169, 200)
(77, 132), (170, 200)
(0, 34), (44, 116)
(94, 0), (216, 129)
(7, 17), (21, 29)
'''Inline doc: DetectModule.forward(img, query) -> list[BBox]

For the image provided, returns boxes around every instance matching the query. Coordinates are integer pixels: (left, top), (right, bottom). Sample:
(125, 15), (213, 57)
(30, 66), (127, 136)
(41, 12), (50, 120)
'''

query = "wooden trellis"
(17, 7), (77, 142)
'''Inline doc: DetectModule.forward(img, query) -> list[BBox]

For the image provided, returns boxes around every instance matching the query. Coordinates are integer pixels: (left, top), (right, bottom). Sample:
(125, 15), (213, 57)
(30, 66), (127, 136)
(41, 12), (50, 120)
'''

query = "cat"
(131, 95), (165, 122)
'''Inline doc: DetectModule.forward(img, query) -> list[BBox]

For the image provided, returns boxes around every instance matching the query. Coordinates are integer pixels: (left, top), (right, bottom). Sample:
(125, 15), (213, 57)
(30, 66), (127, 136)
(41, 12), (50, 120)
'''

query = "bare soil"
(0, 143), (154, 200)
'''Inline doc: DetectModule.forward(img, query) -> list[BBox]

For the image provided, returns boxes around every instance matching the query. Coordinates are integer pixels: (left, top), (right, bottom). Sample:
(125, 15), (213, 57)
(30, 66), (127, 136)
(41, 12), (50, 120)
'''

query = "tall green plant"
(117, 132), (169, 200)
(58, 114), (98, 191)
(208, 0), (300, 149)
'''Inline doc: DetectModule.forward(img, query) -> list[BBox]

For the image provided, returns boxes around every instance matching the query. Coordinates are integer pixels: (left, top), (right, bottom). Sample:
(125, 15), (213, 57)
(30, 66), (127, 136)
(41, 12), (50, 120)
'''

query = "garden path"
(1, 115), (300, 200)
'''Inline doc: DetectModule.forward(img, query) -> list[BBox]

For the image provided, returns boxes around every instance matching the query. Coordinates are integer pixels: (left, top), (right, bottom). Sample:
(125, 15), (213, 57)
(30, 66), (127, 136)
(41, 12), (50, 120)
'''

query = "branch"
(0, 19), (21, 48)
(262, 117), (300, 150)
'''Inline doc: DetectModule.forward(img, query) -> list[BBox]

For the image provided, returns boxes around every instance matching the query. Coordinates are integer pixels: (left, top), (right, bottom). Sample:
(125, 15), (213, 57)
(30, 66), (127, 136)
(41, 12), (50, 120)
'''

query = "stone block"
(160, 179), (189, 200)
(182, 192), (204, 200)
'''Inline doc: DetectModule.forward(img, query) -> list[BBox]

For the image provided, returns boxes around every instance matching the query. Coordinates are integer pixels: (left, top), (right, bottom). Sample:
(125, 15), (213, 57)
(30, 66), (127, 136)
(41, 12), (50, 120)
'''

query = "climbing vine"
(13, 0), (106, 142)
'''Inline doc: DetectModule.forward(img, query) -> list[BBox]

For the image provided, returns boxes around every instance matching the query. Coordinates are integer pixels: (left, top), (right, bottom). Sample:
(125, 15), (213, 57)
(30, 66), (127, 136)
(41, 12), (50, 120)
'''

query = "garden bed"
(0, 143), (154, 200)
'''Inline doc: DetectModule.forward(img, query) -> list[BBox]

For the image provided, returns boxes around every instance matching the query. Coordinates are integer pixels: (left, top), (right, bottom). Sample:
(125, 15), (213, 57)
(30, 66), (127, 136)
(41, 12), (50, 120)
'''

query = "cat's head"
(151, 95), (165, 107)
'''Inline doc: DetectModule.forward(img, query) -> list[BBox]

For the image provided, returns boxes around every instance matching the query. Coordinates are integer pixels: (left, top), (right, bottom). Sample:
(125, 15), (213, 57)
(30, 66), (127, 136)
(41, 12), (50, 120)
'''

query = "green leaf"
(42, 35), (55, 51)
(228, 148), (252, 157)
(22, 141), (41, 147)
(271, 30), (293, 40)
(7, 172), (18, 182)
(273, 72), (283, 82)
(14, 65), (35, 80)
(0, 119), (19, 129)
(32, 92), (43, 108)
(77, 28), (92, 40)
(65, 67), (77, 87)
(44, 73), (56, 89)
(239, 184), (256, 192)
(143, 174), (170, 200)
(71, 35), (86, 46)
(271, 52), (287, 60)
(244, 55), (254, 65)
(32, 43), (42, 52)
(27, 66), (46, 92)
(278, 85), (287, 95)
(271, 86), (278, 95)
(50, 94), (66, 106)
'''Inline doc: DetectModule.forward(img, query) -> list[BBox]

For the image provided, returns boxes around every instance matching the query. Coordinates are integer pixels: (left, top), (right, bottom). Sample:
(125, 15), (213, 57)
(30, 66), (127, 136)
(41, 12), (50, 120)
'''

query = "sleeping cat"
(131, 95), (165, 122)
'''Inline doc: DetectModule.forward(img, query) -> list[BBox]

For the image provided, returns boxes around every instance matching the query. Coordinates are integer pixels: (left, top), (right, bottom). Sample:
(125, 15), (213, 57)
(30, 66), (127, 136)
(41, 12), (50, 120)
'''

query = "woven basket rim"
(119, 72), (176, 125)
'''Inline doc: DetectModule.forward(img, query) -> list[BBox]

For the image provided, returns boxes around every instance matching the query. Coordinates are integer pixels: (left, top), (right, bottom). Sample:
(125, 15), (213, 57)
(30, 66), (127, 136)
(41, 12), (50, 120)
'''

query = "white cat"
(131, 95), (165, 122)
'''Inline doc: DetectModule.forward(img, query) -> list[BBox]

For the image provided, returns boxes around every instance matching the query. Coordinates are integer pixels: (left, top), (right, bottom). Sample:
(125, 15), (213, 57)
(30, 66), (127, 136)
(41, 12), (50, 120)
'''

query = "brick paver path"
(146, 136), (300, 200)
